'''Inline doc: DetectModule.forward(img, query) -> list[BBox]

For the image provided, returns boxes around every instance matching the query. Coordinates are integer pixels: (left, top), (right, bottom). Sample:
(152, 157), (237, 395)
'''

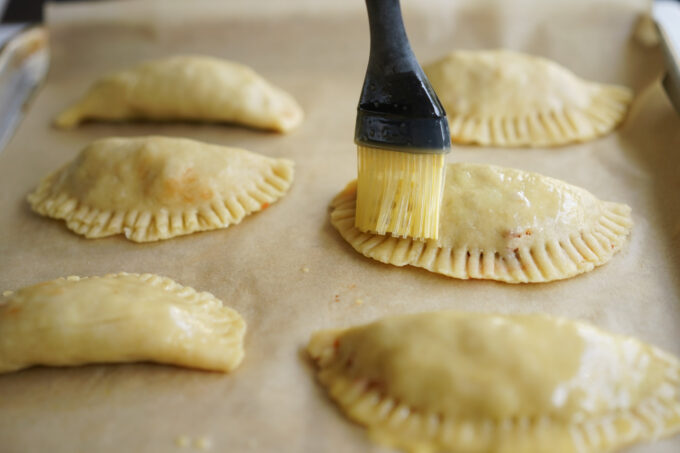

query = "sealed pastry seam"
(0, 272), (246, 373)
(444, 87), (632, 147)
(424, 50), (633, 147)
(307, 314), (680, 453)
(27, 136), (295, 242)
(330, 164), (632, 283)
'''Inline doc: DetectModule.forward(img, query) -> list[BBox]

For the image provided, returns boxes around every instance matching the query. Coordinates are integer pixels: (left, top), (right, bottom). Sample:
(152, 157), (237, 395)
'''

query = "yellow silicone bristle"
(355, 145), (445, 240)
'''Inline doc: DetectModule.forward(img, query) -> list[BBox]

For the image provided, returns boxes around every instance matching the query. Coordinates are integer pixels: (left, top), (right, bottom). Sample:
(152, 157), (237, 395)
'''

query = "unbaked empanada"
(308, 311), (680, 453)
(424, 50), (633, 147)
(28, 136), (294, 242)
(331, 163), (631, 283)
(55, 55), (303, 133)
(0, 273), (245, 374)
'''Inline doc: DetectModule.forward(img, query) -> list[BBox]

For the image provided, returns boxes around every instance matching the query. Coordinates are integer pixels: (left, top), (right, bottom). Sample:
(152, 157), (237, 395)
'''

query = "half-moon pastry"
(308, 311), (680, 453)
(28, 136), (294, 242)
(55, 55), (303, 132)
(0, 273), (246, 374)
(424, 50), (632, 147)
(330, 163), (631, 283)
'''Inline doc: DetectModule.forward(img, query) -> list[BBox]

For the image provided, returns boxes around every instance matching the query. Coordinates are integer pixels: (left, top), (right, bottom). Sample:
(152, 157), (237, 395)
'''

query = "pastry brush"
(355, 0), (450, 241)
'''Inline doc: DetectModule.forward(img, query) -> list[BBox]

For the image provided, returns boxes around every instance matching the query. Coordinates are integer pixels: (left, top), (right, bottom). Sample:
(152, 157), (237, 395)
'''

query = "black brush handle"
(355, 0), (450, 153)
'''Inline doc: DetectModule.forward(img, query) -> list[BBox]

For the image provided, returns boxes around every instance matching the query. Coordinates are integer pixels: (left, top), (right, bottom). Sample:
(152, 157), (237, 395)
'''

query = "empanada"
(330, 163), (631, 283)
(0, 273), (245, 374)
(54, 55), (304, 132)
(308, 311), (680, 453)
(28, 136), (294, 242)
(424, 50), (632, 147)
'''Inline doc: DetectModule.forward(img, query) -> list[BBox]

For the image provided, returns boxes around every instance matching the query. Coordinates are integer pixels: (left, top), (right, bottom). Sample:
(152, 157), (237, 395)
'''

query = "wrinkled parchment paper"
(1, 1), (679, 452)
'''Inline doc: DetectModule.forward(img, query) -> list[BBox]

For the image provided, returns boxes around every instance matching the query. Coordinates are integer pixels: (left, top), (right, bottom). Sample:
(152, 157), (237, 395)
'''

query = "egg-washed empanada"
(54, 55), (304, 133)
(0, 273), (246, 374)
(308, 311), (680, 453)
(424, 50), (633, 147)
(28, 136), (294, 242)
(330, 163), (631, 283)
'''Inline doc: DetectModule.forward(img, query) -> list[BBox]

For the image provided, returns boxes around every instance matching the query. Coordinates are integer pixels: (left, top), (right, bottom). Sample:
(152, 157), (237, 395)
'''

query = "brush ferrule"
(355, 111), (450, 153)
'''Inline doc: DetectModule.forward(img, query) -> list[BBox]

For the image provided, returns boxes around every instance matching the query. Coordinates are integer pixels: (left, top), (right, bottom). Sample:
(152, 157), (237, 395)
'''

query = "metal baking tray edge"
(0, 26), (49, 153)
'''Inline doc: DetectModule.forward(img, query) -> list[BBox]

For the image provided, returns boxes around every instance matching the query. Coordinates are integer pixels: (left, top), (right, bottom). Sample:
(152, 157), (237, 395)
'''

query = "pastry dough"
(0, 273), (246, 374)
(54, 55), (304, 132)
(331, 163), (632, 283)
(28, 136), (294, 242)
(308, 311), (680, 453)
(424, 50), (633, 147)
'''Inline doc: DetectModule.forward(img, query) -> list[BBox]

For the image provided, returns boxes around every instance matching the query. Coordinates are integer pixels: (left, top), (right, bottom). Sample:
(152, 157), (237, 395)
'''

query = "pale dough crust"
(331, 163), (632, 283)
(308, 311), (680, 453)
(28, 136), (294, 242)
(0, 273), (246, 374)
(424, 50), (633, 147)
(54, 55), (304, 132)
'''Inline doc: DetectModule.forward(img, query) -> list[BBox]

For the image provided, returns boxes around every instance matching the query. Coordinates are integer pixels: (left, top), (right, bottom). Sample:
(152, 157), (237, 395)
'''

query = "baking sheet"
(0, 1), (679, 452)
(0, 27), (49, 153)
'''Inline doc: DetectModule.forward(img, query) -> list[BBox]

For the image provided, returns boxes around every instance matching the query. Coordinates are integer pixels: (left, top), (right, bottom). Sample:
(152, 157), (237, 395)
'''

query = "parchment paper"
(0, 1), (679, 452)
